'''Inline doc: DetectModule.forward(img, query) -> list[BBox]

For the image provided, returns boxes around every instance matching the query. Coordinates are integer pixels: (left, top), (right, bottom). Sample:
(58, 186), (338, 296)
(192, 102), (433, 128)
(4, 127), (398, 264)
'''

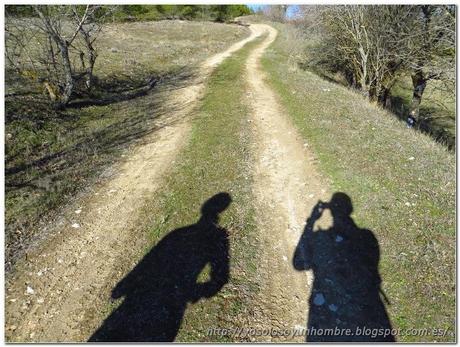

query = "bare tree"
(405, 5), (455, 122)
(70, 5), (108, 91)
(264, 5), (288, 23)
(32, 5), (90, 107)
(5, 5), (108, 108)
(300, 5), (455, 119)
(319, 6), (374, 97)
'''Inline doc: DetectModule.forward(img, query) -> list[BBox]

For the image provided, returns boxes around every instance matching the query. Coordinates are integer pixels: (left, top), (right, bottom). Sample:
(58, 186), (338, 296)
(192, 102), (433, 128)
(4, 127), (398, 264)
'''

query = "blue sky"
(247, 4), (265, 12)
(247, 4), (299, 18)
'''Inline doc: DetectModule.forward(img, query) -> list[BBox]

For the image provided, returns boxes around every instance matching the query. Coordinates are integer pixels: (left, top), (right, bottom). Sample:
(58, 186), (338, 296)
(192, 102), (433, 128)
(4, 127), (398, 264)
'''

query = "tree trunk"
(384, 88), (392, 109)
(359, 55), (370, 98)
(85, 44), (97, 91)
(33, 6), (75, 108)
(56, 41), (74, 109)
(361, 82), (370, 98)
(409, 72), (427, 122)
(408, 6), (430, 122)
(80, 29), (97, 91)
(378, 87), (392, 108)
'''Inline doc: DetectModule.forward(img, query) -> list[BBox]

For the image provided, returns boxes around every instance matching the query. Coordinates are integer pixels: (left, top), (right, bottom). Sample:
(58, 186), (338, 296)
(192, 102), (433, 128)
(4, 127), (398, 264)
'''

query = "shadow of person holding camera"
(89, 193), (231, 342)
(293, 192), (394, 342)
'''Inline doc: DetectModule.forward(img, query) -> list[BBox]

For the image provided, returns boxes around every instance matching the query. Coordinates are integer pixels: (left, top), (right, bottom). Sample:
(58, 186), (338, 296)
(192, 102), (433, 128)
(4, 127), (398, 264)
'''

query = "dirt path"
(5, 25), (265, 343)
(244, 25), (332, 341)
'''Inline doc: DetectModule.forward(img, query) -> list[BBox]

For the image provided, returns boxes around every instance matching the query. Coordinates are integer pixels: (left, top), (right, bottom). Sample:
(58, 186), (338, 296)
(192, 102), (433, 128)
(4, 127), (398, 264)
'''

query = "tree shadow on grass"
(68, 67), (196, 108)
(89, 193), (231, 342)
(293, 192), (394, 342)
(4, 66), (197, 270)
(5, 67), (196, 176)
(383, 94), (454, 150)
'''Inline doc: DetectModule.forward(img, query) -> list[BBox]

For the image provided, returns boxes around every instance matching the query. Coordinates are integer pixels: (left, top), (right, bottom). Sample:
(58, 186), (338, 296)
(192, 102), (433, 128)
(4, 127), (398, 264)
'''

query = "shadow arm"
(192, 236), (230, 301)
(293, 223), (314, 271)
(293, 204), (322, 271)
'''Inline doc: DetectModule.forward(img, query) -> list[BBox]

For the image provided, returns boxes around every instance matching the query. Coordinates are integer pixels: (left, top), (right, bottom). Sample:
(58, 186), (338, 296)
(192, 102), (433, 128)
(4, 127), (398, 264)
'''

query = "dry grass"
(97, 20), (249, 78)
(261, 22), (455, 342)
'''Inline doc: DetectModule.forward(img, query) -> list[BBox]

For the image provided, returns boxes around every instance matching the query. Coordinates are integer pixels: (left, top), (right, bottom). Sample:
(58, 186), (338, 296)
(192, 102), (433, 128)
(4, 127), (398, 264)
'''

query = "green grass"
(261, 23), (455, 342)
(133, 36), (264, 342)
(5, 20), (250, 267)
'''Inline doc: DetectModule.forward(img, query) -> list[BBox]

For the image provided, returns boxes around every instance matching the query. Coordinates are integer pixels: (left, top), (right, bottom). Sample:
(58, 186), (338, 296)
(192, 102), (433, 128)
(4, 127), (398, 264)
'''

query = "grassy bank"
(130, 37), (264, 341)
(261, 24), (455, 342)
(5, 21), (249, 266)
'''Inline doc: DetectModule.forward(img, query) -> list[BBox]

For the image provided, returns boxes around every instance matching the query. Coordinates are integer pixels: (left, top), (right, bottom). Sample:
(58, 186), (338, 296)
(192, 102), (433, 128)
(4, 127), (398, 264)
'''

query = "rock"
(282, 255), (288, 262)
(71, 223), (80, 229)
(26, 286), (35, 295)
(75, 209), (82, 214)
(110, 47), (118, 53)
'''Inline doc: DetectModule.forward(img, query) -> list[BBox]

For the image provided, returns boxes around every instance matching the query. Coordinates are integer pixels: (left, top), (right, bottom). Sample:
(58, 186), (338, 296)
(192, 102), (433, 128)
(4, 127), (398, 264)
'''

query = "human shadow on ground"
(293, 192), (394, 342)
(89, 193), (231, 342)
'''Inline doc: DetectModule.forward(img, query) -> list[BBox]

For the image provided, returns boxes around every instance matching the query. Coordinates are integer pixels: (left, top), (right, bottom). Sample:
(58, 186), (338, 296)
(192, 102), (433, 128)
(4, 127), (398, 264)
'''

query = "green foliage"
(212, 5), (251, 22)
(109, 5), (252, 22)
(5, 5), (35, 17)
(5, 4), (253, 22)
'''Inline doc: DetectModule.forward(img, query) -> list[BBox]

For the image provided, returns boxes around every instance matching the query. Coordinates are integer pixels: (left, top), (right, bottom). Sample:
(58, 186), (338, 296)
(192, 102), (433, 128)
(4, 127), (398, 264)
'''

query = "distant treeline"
(5, 5), (253, 22)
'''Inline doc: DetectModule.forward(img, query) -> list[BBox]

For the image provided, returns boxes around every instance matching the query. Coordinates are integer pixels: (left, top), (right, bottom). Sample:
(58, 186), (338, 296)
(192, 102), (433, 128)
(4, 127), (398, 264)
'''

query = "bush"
(110, 5), (252, 23)
(5, 5), (253, 23)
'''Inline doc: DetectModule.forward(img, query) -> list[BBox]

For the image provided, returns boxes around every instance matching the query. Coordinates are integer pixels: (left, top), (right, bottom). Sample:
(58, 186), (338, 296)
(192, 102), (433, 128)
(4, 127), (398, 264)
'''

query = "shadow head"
(329, 192), (353, 218)
(201, 193), (232, 220)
